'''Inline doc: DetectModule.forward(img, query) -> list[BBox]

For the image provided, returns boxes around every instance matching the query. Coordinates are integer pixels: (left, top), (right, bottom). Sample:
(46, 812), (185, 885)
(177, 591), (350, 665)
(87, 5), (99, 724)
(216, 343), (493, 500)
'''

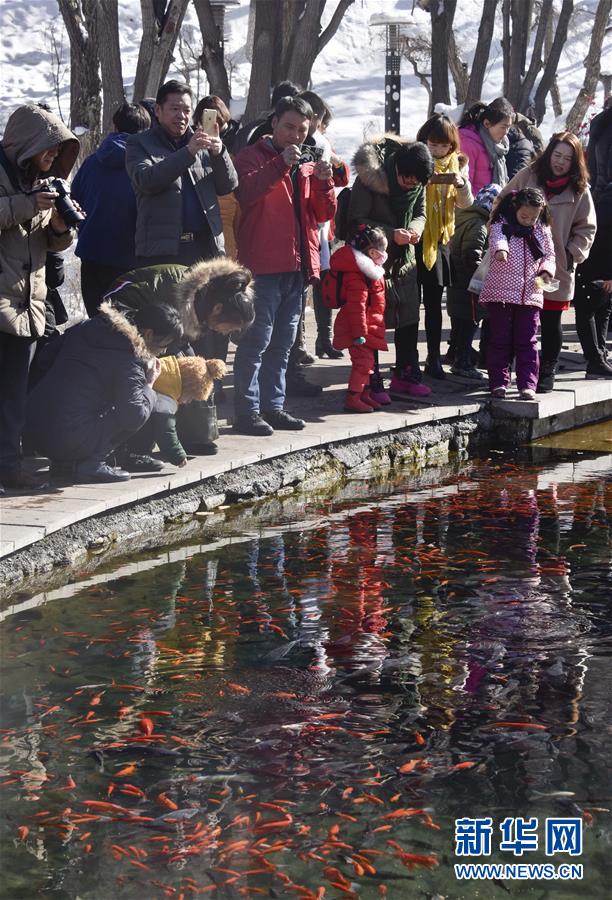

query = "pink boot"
(369, 372), (392, 405)
(389, 367), (432, 398)
(345, 391), (373, 413)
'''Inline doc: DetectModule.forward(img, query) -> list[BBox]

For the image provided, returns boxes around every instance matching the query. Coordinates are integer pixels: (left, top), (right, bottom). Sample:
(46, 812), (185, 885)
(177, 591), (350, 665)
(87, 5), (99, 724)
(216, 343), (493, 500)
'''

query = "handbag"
(467, 248), (491, 295)
(176, 396), (219, 450)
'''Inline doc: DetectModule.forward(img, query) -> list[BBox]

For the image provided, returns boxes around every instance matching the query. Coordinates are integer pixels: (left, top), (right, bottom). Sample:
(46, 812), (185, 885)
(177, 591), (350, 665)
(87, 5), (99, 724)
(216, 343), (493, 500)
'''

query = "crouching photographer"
(0, 103), (79, 493)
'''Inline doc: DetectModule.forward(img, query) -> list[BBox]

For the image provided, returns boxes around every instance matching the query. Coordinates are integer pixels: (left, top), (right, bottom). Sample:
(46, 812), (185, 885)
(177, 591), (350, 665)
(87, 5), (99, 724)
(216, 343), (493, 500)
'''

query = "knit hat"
(154, 356), (182, 403)
(394, 141), (434, 185)
(474, 183), (502, 213)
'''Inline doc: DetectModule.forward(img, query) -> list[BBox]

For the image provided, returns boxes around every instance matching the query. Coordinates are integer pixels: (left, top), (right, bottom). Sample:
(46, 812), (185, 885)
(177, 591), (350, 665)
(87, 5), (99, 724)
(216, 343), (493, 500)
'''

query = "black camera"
(48, 178), (85, 229)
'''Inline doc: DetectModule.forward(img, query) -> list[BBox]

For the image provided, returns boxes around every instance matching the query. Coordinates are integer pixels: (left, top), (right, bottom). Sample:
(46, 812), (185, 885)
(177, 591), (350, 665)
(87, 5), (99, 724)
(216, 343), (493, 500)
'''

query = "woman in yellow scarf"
(416, 114), (472, 379)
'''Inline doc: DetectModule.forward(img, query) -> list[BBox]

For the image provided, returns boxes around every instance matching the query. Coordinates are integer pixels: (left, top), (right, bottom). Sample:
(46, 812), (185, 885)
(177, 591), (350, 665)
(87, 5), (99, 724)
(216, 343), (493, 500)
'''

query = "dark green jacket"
(447, 205), (489, 321)
(349, 137), (426, 329)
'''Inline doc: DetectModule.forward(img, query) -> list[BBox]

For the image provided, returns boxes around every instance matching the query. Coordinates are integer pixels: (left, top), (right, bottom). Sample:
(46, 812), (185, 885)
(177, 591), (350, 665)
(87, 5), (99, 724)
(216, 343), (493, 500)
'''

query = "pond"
(0, 449), (610, 899)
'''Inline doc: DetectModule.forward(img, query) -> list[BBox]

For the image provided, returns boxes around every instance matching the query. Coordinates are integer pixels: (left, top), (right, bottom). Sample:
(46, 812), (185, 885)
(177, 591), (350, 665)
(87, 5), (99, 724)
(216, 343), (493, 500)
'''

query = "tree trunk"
(565, 0), (612, 132)
(243, 0), (277, 122)
(96, 0), (125, 133)
(501, 0), (511, 96)
(533, 0), (573, 124)
(464, 0), (498, 110)
(284, 0), (322, 88)
(517, 0), (552, 114)
(193, 0), (231, 104)
(133, 0), (190, 102)
(57, 0), (102, 155)
(448, 27), (469, 104)
(505, 0), (532, 108)
(430, 0), (456, 108)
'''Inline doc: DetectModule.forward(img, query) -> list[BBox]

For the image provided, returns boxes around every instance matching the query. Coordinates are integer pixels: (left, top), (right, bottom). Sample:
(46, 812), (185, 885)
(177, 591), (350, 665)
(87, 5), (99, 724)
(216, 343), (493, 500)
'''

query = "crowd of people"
(0, 80), (610, 492)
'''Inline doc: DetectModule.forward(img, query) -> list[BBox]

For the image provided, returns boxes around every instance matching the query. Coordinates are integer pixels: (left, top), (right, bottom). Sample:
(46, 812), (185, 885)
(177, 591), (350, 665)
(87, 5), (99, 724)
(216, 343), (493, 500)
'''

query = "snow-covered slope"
(0, 0), (609, 167)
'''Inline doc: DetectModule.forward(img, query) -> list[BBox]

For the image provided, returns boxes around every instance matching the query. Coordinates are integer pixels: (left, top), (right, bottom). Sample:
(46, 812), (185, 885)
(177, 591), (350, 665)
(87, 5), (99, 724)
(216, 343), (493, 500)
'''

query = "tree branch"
(316, 0), (354, 55)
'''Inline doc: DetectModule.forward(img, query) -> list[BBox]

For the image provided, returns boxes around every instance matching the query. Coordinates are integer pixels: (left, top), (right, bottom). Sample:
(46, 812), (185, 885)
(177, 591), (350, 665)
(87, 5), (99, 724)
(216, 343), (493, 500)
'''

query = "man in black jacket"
(126, 80), (238, 267)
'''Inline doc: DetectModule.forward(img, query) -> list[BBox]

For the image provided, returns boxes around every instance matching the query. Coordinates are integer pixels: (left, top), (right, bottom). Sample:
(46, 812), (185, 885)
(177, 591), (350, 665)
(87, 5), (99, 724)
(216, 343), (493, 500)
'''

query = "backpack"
(321, 269), (346, 310)
(334, 187), (352, 242)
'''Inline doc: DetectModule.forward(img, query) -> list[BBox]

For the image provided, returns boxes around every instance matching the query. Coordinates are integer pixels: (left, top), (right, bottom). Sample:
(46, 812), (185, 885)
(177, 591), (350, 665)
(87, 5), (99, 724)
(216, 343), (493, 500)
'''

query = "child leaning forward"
(480, 188), (556, 400)
(330, 225), (389, 413)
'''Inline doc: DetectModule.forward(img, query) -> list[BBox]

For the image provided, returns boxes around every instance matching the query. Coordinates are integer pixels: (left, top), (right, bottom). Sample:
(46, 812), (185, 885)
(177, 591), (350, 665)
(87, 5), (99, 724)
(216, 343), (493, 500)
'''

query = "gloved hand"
(353, 336), (366, 345)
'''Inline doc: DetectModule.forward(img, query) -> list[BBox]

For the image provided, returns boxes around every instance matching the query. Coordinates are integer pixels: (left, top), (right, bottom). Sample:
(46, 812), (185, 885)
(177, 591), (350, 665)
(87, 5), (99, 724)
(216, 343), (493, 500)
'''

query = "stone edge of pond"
(0, 413), (489, 602)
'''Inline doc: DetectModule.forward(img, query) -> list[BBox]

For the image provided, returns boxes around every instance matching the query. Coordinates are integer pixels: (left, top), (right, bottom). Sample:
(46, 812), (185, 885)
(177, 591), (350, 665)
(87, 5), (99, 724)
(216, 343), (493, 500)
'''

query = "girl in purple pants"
(480, 188), (556, 400)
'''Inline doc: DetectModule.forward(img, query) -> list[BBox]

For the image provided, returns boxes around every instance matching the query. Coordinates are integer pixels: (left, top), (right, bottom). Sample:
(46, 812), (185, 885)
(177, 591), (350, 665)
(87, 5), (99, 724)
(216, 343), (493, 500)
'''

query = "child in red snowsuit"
(331, 225), (388, 412)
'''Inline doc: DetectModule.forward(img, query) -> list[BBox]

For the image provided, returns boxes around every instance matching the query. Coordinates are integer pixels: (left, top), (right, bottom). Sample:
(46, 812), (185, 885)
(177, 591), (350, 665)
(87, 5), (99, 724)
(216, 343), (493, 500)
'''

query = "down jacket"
(0, 105), (78, 337)
(587, 106), (612, 202)
(331, 245), (387, 351)
(349, 135), (426, 329)
(447, 204), (489, 321)
(26, 302), (154, 461)
(71, 132), (138, 270)
(234, 137), (336, 281)
(126, 122), (238, 259)
(458, 125), (502, 195)
(480, 218), (556, 309)
(497, 167), (597, 303)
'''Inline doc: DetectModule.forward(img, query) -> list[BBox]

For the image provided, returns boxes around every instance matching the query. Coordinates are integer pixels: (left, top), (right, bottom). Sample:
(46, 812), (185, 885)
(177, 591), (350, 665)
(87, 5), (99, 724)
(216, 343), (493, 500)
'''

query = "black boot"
(315, 336), (343, 359)
(313, 277), (343, 358)
(537, 360), (558, 393)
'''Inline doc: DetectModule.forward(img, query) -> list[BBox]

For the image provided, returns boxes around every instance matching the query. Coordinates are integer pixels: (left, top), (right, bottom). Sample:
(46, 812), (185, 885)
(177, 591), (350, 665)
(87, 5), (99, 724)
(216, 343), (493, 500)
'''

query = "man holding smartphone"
(232, 96), (336, 436)
(126, 79), (237, 267)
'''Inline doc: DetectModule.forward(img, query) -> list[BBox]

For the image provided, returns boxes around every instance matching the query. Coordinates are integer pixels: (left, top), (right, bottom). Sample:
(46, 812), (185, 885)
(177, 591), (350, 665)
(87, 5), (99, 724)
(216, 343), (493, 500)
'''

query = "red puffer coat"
(331, 244), (388, 351)
(234, 137), (336, 281)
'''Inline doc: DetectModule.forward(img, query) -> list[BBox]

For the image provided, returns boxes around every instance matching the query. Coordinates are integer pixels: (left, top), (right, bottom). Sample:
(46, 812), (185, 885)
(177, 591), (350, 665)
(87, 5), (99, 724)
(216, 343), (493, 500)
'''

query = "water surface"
(1, 452), (610, 899)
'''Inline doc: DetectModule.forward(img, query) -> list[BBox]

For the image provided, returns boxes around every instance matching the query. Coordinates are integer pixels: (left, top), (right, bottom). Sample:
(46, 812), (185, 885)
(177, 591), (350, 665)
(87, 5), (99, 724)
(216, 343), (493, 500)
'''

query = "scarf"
(478, 125), (509, 187)
(384, 149), (423, 230)
(501, 212), (545, 261)
(422, 152), (460, 270)
(544, 174), (571, 198)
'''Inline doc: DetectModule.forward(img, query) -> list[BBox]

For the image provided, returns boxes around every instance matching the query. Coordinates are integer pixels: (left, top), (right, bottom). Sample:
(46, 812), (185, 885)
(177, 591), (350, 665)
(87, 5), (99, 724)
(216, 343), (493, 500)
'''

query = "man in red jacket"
(232, 96), (336, 435)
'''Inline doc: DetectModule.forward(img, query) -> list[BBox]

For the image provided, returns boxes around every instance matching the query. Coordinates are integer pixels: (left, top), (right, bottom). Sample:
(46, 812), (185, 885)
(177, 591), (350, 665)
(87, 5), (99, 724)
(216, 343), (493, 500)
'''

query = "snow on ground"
(0, 0), (609, 166)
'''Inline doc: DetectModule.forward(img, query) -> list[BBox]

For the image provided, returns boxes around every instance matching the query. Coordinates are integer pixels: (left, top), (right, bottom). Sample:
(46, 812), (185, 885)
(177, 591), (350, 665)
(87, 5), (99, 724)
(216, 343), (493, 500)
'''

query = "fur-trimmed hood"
(174, 257), (254, 340)
(352, 133), (414, 196)
(98, 300), (151, 361)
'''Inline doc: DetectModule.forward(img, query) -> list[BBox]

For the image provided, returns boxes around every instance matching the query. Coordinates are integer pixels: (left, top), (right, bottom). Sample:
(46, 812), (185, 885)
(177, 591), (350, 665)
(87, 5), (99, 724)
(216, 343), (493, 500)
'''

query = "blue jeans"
(233, 271), (304, 417)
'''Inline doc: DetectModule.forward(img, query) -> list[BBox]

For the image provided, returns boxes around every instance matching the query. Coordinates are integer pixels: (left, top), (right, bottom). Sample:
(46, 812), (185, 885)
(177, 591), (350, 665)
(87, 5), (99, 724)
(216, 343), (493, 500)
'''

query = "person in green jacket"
(447, 183), (501, 380)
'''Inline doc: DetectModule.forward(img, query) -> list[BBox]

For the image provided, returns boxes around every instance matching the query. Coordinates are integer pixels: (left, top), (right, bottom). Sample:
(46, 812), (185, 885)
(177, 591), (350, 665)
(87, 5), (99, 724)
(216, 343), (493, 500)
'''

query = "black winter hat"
(394, 141), (434, 185)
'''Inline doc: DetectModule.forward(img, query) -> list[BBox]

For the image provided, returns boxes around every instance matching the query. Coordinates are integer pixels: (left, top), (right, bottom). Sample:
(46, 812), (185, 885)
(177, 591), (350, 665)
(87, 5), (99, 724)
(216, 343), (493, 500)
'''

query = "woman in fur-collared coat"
(349, 135), (434, 400)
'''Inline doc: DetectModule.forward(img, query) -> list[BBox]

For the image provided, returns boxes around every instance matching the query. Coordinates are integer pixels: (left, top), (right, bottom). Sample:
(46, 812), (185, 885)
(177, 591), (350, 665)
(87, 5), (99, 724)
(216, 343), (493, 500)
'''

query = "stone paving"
(1, 306), (610, 561)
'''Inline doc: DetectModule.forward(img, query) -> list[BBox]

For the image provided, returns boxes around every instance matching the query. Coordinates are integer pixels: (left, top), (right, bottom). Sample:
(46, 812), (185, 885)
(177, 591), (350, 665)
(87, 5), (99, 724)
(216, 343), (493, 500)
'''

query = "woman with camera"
(0, 103), (79, 492)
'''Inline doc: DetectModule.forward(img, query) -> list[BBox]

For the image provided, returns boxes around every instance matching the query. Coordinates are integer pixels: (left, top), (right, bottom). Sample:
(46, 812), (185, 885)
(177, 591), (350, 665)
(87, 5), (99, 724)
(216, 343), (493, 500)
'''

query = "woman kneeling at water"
(26, 302), (182, 483)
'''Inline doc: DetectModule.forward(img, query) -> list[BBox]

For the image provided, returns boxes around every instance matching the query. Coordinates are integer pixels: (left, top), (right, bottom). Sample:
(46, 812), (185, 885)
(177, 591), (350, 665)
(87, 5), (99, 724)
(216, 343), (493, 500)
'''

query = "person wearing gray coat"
(126, 80), (238, 267)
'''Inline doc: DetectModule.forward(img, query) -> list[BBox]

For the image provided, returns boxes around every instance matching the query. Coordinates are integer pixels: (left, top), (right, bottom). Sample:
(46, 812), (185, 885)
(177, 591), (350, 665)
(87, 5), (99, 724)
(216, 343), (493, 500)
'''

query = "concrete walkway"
(1, 308), (610, 561)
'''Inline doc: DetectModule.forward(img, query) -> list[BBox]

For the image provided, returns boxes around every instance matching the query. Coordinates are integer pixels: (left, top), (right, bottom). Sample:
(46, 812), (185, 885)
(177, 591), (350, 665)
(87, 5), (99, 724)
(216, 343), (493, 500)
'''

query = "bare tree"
(175, 24), (204, 95)
(244, 0), (354, 121)
(429, 0), (457, 108)
(96, 0), (125, 132)
(400, 31), (433, 113)
(448, 29), (469, 105)
(57, 0), (102, 152)
(243, 0), (276, 122)
(517, 0), (552, 114)
(502, 0), (535, 107)
(133, 0), (190, 101)
(44, 21), (70, 122)
(463, 0), (499, 110)
(565, 0), (612, 133)
(193, 0), (231, 104)
(532, 0), (573, 123)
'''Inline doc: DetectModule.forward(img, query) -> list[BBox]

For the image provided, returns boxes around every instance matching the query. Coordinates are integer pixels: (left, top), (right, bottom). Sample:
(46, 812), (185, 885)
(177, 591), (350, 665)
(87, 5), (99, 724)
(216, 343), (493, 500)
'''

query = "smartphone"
(429, 173), (456, 184)
(297, 145), (324, 165)
(200, 108), (218, 134)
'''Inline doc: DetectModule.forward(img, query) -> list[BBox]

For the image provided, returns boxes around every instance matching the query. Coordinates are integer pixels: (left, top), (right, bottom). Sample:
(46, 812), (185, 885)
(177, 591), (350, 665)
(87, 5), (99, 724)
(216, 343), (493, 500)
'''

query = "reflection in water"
(0, 455), (610, 899)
